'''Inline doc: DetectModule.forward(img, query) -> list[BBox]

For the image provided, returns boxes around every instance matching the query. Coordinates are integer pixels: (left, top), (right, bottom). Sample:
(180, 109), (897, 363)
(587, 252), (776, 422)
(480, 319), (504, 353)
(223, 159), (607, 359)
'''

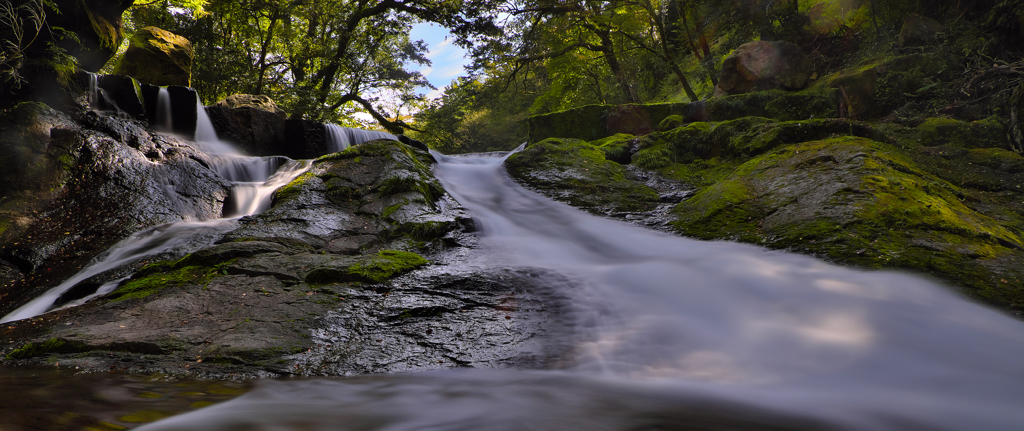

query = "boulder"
(114, 27), (194, 87)
(899, 13), (944, 47)
(713, 41), (812, 97)
(206, 95), (287, 156)
(0, 105), (232, 317)
(212, 94), (287, 118)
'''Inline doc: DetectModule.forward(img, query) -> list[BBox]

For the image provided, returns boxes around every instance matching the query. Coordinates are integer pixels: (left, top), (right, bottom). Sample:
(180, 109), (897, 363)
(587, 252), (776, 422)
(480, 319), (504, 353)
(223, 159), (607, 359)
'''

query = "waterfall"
(155, 87), (172, 132)
(323, 123), (397, 153)
(86, 72), (127, 118)
(193, 94), (240, 155)
(0, 95), (313, 323)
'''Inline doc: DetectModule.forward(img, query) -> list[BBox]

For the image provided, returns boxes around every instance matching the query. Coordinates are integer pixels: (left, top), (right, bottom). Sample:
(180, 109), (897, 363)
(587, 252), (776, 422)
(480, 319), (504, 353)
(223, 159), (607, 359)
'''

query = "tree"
(132, 0), (503, 131)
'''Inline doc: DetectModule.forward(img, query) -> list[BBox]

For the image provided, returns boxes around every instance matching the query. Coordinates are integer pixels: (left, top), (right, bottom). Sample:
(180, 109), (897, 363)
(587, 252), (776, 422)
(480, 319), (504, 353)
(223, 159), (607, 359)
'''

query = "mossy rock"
(658, 115), (685, 131)
(308, 250), (428, 285)
(671, 136), (1024, 308)
(107, 257), (234, 302)
(505, 138), (660, 213)
(917, 117), (1006, 149)
(6, 337), (90, 359)
(114, 27), (193, 87)
(527, 92), (837, 144)
(590, 133), (635, 164)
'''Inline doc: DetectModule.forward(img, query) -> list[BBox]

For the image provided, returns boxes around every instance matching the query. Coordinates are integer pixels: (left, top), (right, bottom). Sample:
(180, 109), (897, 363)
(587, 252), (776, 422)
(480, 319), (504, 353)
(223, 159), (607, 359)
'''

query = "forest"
(3, 0), (1021, 152)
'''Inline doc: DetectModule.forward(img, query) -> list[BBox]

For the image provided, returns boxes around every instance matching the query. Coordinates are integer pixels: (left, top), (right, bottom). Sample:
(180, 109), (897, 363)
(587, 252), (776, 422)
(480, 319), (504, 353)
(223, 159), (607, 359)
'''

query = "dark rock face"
(714, 41), (812, 97)
(284, 119), (330, 159)
(31, 0), (135, 72)
(114, 27), (193, 87)
(166, 85), (199, 138)
(205, 103), (287, 157)
(0, 103), (231, 318)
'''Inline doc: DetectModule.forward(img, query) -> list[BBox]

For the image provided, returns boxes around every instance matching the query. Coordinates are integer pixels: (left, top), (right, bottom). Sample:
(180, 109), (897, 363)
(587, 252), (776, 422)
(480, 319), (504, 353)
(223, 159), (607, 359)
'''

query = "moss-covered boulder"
(505, 138), (660, 213)
(671, 136), (1024, 308)
(225, 139), (468, 248)
(917, 117), (1006, 149)
(713, 41), (813, 97)
(114, 27), (193, 87)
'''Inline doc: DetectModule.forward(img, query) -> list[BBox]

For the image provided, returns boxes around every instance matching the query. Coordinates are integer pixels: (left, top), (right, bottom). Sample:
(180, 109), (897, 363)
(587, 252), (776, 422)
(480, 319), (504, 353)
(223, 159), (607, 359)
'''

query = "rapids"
(132, 150), (1024, 430)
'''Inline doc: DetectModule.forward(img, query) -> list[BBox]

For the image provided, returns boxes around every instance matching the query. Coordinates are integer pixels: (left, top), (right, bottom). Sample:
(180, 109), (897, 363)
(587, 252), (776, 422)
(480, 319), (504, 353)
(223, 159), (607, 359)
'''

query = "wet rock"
(0, 104), (231, 317)
(114, 27), (194, 87)
(327, 235), (380, 255)
(283, 119), (329, 159)
(714, 41), (812, 97)
(899, 13), (944, 47)
(205, 96), (287, 156)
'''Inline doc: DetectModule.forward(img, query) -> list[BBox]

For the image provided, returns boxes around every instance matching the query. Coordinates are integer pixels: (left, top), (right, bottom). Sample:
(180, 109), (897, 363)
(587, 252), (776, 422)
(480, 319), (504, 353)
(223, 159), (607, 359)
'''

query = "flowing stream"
(129, 151), (1024, 430)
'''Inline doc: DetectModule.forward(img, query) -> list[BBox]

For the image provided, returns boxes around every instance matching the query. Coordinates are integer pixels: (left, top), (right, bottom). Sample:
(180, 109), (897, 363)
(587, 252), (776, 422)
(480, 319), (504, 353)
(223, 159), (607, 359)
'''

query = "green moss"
(590, 133), (634, 164)
(668, 136), (1024, 309)
(117, 410), (171, 424)
(347, 250), (428, 283)
(5, 337), (90, 359)
(658, 115), (685, 131)
(506, 137), (660, 212)
(917, 117), (1006, 149)
(108, 259), (234, 302)
(272, 171), (314, 202)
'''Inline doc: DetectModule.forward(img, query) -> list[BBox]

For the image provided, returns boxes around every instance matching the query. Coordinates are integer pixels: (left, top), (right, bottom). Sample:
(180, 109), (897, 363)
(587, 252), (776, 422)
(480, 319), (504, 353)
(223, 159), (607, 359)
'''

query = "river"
(106, 149), (1024, 430)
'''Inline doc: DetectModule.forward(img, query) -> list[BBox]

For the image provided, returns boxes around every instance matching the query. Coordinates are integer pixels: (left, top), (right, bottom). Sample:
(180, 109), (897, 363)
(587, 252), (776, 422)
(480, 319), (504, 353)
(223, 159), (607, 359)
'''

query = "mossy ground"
(347, 250), (428, 283)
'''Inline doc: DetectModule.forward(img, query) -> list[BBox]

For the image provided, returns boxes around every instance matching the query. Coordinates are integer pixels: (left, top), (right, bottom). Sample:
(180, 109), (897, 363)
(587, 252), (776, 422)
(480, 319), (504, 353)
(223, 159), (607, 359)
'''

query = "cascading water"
(137, 150), (1024, 431)
(155, 87), (172, 132)
(324, 123), (397, 153)
(87, 72), (127, 118)
(0, 99), (311, 324)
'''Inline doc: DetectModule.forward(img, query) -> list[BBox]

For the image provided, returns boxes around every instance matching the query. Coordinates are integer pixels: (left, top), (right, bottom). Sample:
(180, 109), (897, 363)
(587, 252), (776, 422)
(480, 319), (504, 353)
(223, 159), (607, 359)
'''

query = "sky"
(409, 22), (470, 99)
(351, 23), (468, 124)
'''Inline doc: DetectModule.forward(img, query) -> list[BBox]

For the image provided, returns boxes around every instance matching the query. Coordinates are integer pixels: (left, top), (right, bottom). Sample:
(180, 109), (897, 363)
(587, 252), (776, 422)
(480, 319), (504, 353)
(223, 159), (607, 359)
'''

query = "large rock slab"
(713, 41), (812, 97)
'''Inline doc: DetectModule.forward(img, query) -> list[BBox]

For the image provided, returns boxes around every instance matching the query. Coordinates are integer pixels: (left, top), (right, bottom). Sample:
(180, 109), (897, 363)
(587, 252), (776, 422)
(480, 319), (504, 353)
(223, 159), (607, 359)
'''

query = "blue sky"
(409, 23), (469, 99)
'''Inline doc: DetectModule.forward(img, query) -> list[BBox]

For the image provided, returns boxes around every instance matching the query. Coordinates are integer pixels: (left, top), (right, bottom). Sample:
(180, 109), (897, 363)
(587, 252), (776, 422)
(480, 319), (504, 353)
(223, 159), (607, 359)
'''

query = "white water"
(87, 73), (127, 118)
(155, 87), (172, 132)
(0, 100), (311, 323)
(138, 150), (1024, 431)
(324, 123), (397, 153)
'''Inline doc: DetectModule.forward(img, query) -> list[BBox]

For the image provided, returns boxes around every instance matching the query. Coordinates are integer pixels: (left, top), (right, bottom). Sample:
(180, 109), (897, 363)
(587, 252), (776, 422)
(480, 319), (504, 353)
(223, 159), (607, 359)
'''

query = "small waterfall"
(0, 219), (237, 323)
(155, 87), (172, 132)
(223, 160), (312, 217)
(323, 123), (397, 153)
(193, 94), (239, 155)
(0, 94), (315, 323)
(213, 156), (290, 182)
(87, 72), (127, 118)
